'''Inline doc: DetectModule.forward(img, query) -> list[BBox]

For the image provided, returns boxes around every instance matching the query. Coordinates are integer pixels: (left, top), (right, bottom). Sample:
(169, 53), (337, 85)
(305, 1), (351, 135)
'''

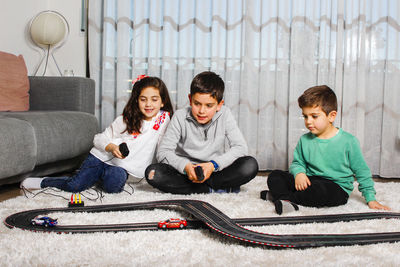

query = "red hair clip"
(132, 74), (148, 85)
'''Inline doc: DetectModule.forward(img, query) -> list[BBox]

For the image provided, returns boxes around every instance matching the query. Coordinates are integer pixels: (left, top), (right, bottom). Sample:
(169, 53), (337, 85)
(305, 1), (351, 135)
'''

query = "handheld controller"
(119, 142), (130, 158)
(195, 166), (204, 181)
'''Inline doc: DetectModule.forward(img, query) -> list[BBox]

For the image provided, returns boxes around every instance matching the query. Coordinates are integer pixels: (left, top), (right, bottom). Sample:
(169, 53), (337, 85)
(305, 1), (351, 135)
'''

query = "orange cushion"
(0, 51), (29, 111)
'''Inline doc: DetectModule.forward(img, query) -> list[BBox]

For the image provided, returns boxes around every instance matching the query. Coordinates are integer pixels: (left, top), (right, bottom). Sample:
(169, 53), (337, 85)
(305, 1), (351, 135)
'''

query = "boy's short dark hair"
(190, 71), (224, 103)
(298, 85), (337, 115)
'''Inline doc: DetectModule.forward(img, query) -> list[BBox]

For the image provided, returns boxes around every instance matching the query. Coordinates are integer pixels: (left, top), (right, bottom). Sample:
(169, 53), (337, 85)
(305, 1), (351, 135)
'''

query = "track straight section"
(4, 199), (400, 248)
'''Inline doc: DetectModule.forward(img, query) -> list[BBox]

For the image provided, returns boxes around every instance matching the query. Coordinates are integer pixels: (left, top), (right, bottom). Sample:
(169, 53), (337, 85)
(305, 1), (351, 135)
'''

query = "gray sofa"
(0, 76), (99, 186)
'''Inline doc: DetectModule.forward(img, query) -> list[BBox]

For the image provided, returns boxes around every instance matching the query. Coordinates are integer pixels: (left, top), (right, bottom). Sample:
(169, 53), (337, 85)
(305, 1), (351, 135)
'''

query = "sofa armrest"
(28, 76), (95, 114)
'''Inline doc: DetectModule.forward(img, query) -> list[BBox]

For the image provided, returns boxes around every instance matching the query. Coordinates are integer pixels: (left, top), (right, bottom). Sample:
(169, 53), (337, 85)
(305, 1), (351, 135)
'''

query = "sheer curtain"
(88, 0), (400, 177)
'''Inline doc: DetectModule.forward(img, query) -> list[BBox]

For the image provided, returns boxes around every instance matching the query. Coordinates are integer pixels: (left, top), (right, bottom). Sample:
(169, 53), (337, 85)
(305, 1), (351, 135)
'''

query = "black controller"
(195, 166), (204, 181)
(119, 142), (129, 158)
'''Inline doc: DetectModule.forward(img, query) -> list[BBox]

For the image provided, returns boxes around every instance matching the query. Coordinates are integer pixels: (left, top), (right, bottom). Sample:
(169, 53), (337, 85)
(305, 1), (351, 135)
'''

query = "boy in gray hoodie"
(145, 71), (258, 194)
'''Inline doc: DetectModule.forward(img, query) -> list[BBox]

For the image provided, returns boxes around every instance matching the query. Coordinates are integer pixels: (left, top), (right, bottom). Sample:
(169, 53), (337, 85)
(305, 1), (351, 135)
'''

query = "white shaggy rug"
(1, 176), (400, 267)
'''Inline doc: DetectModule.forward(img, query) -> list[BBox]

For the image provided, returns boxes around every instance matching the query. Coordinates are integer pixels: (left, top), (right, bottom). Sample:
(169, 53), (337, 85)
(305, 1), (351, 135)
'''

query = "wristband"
(210, 160), (219, 172)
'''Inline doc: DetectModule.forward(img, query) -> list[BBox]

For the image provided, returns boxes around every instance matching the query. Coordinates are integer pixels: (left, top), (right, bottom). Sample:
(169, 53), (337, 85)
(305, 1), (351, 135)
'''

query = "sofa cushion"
(4, 111), (98, 165)
(0, 51), (30, 111)
(0, 117), (36, 179)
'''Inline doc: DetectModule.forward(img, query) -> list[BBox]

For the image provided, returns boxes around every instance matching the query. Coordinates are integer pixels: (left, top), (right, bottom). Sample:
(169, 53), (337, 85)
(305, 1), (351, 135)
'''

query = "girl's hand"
(105, 143), (124, 159)
(295, 173), (311, 191)
(368, 200), (390, 210)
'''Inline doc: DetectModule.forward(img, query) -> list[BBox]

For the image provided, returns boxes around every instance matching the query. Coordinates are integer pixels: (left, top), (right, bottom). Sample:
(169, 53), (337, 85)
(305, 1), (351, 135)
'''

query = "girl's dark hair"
(298, 85), (337, 115)
(190, 71), (224, 103)
(122, 76), (174, 134)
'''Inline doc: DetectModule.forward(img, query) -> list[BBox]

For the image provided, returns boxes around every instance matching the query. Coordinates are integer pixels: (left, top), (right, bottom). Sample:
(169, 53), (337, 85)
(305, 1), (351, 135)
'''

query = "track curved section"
(4, 199), (400, 248)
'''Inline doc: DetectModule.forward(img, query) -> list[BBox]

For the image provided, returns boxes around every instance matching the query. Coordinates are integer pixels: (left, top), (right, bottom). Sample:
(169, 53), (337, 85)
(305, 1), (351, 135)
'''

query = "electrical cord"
(21, 186), (107, 203)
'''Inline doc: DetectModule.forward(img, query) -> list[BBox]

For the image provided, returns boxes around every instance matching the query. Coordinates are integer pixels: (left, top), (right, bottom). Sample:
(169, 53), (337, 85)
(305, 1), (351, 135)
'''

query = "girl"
(21, 76), (173, 193)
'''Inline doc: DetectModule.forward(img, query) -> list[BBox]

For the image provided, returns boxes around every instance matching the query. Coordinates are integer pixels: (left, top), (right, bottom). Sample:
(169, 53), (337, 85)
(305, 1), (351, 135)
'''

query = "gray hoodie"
(157, 105), (248, 173)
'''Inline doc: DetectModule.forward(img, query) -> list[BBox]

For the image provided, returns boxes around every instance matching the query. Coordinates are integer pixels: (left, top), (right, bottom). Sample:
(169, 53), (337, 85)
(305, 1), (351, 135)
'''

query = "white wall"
(0, 0), (86, 77)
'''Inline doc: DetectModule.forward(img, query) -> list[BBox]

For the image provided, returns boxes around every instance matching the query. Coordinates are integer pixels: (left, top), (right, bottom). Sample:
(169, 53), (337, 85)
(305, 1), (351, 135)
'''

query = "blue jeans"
(41, 154), (128, 193)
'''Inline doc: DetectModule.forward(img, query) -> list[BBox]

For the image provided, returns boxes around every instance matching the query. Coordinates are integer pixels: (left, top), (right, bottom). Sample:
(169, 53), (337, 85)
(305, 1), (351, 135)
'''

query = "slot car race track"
(4, 199), (400, 248)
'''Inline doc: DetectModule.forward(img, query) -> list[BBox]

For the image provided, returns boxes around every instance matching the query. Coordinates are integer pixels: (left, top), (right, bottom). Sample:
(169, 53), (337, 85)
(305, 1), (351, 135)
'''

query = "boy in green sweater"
(261, 85), (390, 214)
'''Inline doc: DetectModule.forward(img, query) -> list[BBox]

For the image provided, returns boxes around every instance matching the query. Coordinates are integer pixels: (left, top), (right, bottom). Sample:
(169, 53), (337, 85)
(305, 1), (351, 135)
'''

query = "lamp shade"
(30, 12), (66, 45)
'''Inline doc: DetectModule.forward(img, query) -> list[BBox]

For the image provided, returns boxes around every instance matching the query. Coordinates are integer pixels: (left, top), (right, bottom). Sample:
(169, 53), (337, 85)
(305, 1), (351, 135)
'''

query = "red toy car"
(158, 218), (187, 229)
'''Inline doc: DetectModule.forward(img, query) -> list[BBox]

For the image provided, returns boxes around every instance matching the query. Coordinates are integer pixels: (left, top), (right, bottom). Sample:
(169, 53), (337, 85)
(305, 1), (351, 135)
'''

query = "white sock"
(281, 200), (299, 213)
(274, 199), (299, 215)
(20, 177), (44, 189)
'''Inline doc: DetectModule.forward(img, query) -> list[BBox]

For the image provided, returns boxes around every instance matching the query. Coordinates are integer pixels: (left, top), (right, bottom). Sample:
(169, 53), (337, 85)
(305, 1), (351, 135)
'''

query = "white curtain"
(88, 0), (400, 177)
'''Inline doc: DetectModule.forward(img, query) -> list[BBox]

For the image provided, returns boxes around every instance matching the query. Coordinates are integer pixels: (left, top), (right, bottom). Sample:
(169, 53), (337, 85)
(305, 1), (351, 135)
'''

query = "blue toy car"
(31, 216), (58, 227)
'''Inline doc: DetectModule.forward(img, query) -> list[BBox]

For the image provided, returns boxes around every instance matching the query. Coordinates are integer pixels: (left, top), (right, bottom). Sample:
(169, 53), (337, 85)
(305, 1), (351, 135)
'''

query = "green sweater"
(289, 128), (376, 203)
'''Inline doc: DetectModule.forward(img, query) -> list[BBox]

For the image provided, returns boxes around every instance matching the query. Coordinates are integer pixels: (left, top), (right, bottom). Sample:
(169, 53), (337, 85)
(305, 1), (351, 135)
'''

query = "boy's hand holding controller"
(184, 163), (198, 182)
(184, 162), (214, 183)
(295, 173), (311, 191)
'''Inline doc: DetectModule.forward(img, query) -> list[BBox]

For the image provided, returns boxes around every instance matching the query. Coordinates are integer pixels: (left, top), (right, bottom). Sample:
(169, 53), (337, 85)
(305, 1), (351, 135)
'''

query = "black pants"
(267, 170), (349, 208)
(145, 156), (259, 194)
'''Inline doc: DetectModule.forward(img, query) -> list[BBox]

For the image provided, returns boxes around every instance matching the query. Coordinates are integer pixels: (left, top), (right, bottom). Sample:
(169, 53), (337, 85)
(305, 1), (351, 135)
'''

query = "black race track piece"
(4, 200), (400, 249)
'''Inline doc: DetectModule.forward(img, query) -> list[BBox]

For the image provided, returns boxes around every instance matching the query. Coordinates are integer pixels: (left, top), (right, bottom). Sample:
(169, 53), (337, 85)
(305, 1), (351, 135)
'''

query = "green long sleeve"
(289, 128), (376, 203)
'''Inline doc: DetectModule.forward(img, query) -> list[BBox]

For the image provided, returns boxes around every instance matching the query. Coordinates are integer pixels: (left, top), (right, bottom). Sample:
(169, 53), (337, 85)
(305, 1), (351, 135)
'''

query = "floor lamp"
(29, 10), (70, 76)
